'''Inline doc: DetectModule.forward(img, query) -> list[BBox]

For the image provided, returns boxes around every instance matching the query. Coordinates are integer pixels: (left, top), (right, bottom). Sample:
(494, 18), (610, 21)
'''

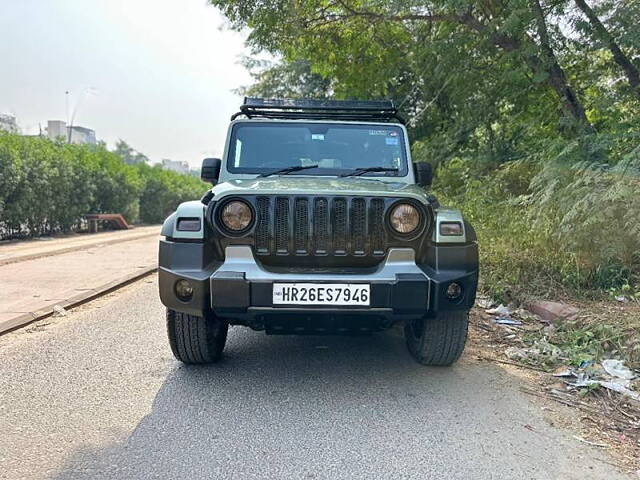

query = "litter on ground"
(486, 304), (512, 316)
(492, 317), (523, 326)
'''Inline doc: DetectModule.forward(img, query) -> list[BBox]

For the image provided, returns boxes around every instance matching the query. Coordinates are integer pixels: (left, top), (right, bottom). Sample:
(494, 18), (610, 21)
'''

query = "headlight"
(389, 203), (420, 234)
(220, 200), (253, 232)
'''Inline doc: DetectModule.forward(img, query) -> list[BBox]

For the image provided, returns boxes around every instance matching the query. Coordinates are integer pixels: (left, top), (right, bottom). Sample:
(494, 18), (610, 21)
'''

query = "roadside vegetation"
(214, 0), (640, 348)
(211, 0), (640, 302)
(0, 132), (208, 239)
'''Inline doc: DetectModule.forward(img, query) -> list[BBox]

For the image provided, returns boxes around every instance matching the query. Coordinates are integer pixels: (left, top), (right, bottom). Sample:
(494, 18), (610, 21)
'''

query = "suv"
(158, 98), (478, 366)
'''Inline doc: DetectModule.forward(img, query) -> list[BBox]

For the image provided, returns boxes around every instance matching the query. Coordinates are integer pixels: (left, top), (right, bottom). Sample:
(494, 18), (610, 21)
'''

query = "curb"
(0, 231), (159, 267)
(0, 265), (158, 335)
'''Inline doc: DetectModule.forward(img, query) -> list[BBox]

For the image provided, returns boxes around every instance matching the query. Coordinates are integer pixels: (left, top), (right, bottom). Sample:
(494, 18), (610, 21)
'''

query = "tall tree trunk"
(529, 0), (593, 131)
(573, 0), (640, 98)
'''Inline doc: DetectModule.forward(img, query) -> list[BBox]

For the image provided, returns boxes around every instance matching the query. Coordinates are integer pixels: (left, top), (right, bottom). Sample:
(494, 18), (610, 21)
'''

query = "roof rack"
(231, 97), (405, 124)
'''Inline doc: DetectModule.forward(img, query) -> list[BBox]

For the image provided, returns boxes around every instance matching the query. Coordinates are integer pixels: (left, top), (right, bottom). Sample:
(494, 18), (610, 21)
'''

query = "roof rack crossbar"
(231, 97), (405, 124)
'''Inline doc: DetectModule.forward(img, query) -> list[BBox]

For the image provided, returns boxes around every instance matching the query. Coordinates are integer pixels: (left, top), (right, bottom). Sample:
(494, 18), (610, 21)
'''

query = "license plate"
(272, 283), (370, 306)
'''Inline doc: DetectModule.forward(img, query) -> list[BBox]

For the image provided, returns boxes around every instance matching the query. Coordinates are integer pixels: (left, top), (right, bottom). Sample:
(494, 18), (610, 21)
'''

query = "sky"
(0, 0), (253, 168)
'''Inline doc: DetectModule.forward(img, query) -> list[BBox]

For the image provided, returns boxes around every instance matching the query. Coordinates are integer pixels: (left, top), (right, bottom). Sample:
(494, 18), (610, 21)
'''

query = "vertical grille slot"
(369, 199), (385, 255)
(313, 198), (329, 254)
(332, 198), (347, 254)
(351, 198), (366, 255)
(255, 197), (270, 254)
(275, 197), (289, 254)
(294, 198), (309, 254)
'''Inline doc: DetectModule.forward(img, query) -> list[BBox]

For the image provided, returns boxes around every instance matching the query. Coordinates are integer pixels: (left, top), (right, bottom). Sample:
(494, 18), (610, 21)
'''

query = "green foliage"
(211, 0), (640, 298)
(0, 133), (208, 238)
(434, 134), (640, 299)
(237, 58), (332, 98)
(136, 163), (207, 224)
(521, 315), (640, 370)
(551, 319), (632, 367)
(113, 139), (149, 165)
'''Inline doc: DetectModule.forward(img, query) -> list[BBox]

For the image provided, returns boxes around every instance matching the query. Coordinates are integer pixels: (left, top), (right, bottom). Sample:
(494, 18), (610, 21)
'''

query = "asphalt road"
(0, 276), (630, 480)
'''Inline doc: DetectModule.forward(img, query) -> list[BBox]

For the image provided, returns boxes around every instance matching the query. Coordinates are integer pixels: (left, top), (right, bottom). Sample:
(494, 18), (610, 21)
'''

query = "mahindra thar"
(158, 98), (478, 366)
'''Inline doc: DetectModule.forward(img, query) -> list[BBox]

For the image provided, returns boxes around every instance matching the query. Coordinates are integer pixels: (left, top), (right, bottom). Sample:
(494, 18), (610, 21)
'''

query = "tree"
(113, 139), (149, 165)
(210, 0), (595, 131)
(237, 57), (332, 98)
(573, 0), (640, 98)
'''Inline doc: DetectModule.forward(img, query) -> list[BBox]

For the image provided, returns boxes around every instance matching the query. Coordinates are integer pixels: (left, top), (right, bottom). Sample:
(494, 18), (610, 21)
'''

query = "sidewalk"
(0, 225), (159, 266)
(0, 228), (160, 333)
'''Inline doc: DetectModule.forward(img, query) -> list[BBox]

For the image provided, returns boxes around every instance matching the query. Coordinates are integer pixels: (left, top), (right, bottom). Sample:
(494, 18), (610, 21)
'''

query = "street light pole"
(65, 91), (71, 142)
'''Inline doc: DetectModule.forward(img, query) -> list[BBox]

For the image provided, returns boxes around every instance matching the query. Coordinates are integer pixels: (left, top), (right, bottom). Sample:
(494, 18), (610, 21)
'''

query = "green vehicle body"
(158, 101), (478, 366)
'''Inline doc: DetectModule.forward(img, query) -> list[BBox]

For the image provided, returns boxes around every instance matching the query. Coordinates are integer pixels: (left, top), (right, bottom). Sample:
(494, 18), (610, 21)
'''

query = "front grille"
(254, 196), (388, 257)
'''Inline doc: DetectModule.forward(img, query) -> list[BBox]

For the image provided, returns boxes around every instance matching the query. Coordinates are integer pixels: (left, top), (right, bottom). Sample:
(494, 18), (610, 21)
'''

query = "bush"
(0, 132), (208, 239)
(136, 163), (208, 224)
(434, 133), (640, 300)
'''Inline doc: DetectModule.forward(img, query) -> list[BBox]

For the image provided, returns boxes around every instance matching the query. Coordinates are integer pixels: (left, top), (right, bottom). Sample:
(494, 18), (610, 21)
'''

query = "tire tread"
(405, 311), (468, 366)
(166, 309), (227, 364)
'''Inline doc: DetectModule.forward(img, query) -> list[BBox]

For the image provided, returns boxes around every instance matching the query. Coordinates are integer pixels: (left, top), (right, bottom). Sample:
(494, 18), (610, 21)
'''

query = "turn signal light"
(177, 218), (201, 231)
(440, 221), (463, 236)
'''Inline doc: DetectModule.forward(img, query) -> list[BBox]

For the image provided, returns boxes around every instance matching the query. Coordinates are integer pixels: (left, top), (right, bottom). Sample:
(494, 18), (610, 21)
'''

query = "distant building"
(47, 120), (67, 140)
(46, 120), (96, 144)
(0, 114), (18, 133)
(68, 125), (96, 144)
(161, 159), (190, 175)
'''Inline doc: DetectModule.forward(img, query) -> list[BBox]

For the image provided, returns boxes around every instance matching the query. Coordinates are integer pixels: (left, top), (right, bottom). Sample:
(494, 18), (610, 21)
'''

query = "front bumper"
(159, 242), (478, 326)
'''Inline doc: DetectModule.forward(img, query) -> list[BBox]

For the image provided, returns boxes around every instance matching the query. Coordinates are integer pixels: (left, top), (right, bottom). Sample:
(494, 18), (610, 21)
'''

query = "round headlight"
(389, 203), (420, 234)
(220, 200), (253, 232)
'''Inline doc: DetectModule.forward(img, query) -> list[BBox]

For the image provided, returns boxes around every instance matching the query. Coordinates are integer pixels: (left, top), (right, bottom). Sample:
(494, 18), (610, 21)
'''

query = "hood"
(210, 177), (428, 203)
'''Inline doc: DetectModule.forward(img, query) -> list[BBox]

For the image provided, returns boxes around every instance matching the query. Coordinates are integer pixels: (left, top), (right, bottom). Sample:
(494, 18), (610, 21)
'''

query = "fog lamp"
(446, 282), (463, 300)
(175, 279), (194, 301)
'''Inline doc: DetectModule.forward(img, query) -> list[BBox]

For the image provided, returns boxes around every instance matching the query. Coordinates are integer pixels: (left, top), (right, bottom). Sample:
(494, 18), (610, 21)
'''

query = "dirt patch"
(468, 303), (640, 475)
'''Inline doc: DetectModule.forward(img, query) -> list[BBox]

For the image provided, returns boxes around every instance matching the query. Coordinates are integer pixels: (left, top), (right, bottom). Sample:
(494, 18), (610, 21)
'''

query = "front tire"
(166, 309), (228, 364)
(404, 311), (469, 366)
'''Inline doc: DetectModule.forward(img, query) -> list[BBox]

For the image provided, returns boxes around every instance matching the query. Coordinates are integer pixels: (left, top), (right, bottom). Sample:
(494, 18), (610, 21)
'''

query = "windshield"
(227, 122), (408, 176)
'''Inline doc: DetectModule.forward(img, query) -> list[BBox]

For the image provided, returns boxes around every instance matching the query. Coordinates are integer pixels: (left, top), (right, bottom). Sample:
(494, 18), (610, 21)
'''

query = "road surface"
(0, 276), (629, 479)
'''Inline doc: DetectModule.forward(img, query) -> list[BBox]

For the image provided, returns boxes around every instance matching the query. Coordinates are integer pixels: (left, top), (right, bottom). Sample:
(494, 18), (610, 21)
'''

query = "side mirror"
(414, 162), (433, 187)
(201, 158), (221, 184)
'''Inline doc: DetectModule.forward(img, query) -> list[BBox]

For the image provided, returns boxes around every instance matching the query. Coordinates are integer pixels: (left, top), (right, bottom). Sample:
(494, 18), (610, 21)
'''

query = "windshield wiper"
(257, 164), (319, 178)
(339, 167), (399, 178)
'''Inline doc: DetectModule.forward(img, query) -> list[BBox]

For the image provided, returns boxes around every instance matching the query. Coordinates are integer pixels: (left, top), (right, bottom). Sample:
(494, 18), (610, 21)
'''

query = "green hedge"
(433, 133), (640, 299)
(0, 132), (208, 239)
